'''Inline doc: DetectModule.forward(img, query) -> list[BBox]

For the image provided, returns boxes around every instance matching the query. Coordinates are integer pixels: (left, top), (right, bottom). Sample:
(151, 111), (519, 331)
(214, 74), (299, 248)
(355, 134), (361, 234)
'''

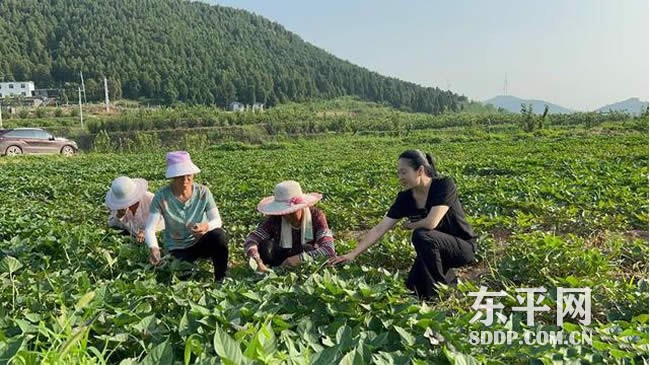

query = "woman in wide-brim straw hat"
(143, 151), (229, 282)
(105, 176), (164, 243)
(244, 180), (336, 272)
(329, 150), (478, 300)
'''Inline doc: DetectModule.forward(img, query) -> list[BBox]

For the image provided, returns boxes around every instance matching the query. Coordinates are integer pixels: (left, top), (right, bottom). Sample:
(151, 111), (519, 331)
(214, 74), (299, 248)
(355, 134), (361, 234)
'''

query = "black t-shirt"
(386, 176), (477, 242)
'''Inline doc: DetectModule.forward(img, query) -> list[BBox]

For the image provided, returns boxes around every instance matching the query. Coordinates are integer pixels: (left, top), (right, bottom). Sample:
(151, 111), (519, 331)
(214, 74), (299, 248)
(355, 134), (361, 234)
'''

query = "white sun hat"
(165, 150), (201, 179)
(105, 176), (148, 210)
(257, 180), (322, 216)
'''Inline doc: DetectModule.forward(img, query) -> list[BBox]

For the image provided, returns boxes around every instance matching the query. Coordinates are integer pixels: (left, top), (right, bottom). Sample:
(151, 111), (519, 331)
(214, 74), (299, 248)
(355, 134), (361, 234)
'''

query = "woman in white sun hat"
(244, 180), (336, 272)
(106, 176), (164, 243)
(144, 151), (229, 282)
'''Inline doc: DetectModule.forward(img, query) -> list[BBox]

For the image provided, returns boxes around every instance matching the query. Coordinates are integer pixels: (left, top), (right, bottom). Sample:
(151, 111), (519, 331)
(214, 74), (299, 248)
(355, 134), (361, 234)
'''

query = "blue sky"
(209, 0), (648, 111)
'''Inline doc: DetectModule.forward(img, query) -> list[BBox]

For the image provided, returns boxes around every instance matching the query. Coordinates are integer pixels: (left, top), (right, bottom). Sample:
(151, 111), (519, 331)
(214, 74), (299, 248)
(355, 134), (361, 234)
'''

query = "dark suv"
(0, 128), (78, 156)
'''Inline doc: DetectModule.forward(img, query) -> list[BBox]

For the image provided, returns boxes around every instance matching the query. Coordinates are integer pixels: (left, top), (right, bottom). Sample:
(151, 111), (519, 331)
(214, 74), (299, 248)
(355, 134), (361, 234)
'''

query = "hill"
(595, 97), (649, 115)
(0, 0), (465, 113)
(484, 95), (574, 114)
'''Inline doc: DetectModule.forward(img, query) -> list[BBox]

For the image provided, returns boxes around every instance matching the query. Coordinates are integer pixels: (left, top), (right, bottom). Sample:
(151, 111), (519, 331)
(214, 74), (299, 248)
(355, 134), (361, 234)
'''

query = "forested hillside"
(0, 0), (466, 112)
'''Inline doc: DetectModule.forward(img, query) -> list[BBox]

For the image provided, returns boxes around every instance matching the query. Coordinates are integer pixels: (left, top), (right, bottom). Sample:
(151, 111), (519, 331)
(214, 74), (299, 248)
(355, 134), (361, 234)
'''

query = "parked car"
(0, 128), (78, 156)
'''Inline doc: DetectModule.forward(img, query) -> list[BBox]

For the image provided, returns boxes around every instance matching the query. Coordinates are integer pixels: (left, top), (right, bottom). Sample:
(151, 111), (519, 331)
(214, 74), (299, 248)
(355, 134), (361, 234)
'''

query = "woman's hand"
(136, 229), (145, 243)
(328, 252), (356, 266)
(402, 219), (419, 230)
(280, 255), (301, 268)
(149, 247), (161, 266)
(256, 260), (270, 273)
(249, 256), (270, 273)
(190, 222), (209, 238)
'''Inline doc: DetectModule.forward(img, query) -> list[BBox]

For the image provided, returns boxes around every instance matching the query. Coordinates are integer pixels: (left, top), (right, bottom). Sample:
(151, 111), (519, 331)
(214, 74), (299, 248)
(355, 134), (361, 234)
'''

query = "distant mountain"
(595, 98), (649, 115)
(483, 95), (574, 114)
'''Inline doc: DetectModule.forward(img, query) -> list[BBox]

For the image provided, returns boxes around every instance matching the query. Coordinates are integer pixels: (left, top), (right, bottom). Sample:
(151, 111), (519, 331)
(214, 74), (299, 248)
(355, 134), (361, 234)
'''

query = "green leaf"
(75, 291), (96, 311)
(0, 338), (23, 364)
(184, 334), (203, 365)
(241, 291), (261, 302)
(244, 322), (277, 359)
(102, 249), (117, 268)
(133, 314), (157, 335)
(24, 313), (41, 323)
(610, 349), (632, 359)
(213, 325), (246, 365)
(338, 349), (360, 365)
(14, 319), (37, 334)
(248, 257), (258, 271)
(322, 336), (335, 347)
(335, 325), (353, 352)
(591, 340), (609, 351)
(371, 352), (394, 365)
(632, 313), (649, 324)
(179, 311), (190, 336)
(311, 346), (340, 365)
(59, 325), (89, 357)
(141, 341), (174, 365)
(393, 325), (415, 346)
(0, 256), (23, 274)
(442, 345), (480, 365)
(190, 302), (211, 317)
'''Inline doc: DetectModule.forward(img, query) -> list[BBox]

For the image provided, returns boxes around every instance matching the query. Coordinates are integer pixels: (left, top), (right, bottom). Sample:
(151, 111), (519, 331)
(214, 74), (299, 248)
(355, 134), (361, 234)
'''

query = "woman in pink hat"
(106, 176), (164, 242)
(143, 151), (229, 281)
(245, 180), (336, 272)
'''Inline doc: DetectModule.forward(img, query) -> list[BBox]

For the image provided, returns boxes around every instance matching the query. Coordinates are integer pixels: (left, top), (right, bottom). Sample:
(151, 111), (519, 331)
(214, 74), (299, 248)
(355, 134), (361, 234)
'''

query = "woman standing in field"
(329, 150), (477, 299)
(143, 151), (229, 282)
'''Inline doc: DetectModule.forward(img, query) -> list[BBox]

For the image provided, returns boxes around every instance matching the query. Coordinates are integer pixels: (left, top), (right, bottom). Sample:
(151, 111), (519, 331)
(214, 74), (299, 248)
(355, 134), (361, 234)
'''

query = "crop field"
(0, 128), (647, 364)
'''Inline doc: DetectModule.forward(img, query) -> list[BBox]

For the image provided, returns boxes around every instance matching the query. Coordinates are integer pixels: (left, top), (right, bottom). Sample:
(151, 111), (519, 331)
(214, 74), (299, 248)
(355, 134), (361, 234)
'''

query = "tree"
(108, 78), (122, 100)
(520, 103), (535, 132)
(538, 104), (549, 129)
(85, 78), (101, 101)
(0, 0), (468, 112)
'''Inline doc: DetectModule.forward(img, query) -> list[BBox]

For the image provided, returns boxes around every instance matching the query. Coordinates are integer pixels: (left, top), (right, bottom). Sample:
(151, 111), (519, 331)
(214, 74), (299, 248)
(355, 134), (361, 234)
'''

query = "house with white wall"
(0, 81), (35, 99)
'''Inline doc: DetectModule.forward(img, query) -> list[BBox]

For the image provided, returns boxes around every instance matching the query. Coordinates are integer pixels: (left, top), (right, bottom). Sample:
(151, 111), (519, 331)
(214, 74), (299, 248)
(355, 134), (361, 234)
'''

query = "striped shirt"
(245, 206), (335, 260)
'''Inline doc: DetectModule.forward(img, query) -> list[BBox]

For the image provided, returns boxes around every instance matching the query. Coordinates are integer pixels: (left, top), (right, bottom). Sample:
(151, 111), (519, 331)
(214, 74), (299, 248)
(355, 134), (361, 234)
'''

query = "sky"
(209, 0), (648, 111)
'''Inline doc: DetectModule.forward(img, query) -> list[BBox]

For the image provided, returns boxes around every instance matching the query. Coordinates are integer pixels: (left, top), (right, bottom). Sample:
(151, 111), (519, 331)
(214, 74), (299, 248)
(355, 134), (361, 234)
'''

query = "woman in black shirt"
(329, 150), (477, 299)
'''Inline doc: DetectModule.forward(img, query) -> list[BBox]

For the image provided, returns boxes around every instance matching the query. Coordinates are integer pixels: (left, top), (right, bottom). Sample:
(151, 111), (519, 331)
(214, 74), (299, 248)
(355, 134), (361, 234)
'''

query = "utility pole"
(78, 87), (84, 128)
(104, 77), (110, 112)
(503, 73), (508, 96)
(80, 71), (87, 104)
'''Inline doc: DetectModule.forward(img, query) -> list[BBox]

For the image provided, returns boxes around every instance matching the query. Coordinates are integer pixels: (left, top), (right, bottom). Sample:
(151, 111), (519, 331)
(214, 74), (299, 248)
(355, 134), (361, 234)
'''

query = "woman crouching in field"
(144, 151), (229, 282)
(105, 176), (164, 242)
(245, 181), (336, 272)
(329, 150), (477, 299)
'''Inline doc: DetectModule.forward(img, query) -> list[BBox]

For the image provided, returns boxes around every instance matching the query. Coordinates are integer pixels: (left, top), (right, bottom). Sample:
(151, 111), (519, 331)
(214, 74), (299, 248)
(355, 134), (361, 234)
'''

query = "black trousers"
(406, 228), (476, 299)
(170, 228), (229, 281)
(257, 240), (303, 267)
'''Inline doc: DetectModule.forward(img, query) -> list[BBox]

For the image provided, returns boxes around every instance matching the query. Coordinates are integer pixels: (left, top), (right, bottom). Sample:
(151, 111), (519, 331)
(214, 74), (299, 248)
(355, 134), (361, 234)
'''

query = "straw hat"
(257, 181), (322, 216)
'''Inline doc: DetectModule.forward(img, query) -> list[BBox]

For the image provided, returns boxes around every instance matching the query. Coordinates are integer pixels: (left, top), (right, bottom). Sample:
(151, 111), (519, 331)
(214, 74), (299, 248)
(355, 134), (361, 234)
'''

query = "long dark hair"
(398, 150), (438, 177)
